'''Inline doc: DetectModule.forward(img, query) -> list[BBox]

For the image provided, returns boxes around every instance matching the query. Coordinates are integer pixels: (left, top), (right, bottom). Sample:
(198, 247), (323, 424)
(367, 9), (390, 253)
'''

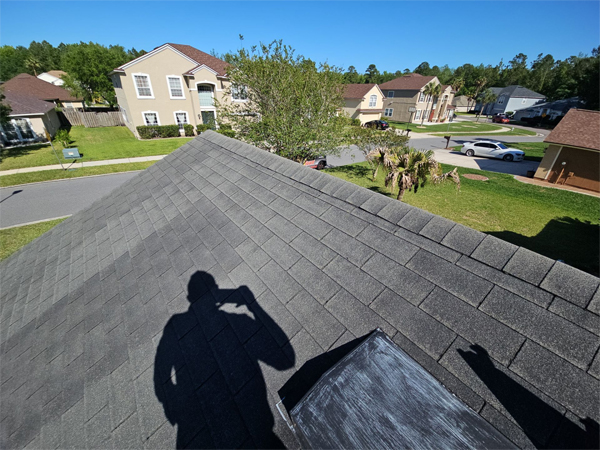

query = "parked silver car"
(460, 141), (525, 162)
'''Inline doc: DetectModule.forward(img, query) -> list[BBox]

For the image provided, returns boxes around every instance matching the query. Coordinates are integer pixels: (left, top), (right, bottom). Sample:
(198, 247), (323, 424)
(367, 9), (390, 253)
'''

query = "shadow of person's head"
(187, 271), (216, 304)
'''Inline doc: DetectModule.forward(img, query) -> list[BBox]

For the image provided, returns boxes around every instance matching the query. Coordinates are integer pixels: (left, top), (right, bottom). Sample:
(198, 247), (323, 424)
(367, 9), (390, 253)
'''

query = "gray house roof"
(496, 85), (545, 99)
(1, 132), (599, 449)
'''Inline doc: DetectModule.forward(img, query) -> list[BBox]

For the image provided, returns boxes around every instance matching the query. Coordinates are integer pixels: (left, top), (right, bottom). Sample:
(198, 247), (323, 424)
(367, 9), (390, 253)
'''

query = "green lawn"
(1, 218), (67, 261)
(388, 120), (504, 134)
(324, 162), (600, 275)
(0, 161), (156, 187)
(0, 126), (193, 170)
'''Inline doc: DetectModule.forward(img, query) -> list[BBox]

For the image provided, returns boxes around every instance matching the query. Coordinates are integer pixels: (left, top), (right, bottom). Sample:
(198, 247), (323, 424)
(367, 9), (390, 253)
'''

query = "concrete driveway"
(432, 149), (539, 176)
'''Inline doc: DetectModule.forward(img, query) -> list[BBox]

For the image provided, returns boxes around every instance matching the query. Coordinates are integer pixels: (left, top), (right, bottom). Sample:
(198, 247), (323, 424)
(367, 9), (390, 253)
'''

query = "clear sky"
(1, 1), (599, 73)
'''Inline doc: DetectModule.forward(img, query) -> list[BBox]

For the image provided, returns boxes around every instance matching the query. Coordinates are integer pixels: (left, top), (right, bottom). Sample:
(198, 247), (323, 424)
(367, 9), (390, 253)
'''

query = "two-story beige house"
(379, 74), (454, 123)
(111, 43), (239, 137)
(342, 84), (385, 124)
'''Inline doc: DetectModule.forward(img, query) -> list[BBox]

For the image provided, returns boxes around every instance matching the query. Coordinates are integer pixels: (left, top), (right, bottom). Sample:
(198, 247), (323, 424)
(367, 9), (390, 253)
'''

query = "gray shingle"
(290, 232), (337, 269)
(549, 296), (600, 335)
(503, 247), (555, 285)
(418, 215), (455, 243)
(262, 236), (301, 270)
(289, 258), (341, 304)
(441, 224), (485, 255)
(421, 287), (525, 365)
(510, 341), (599, 422)
(322, 228), (375, 267)
(470, 235), (518, 270)
(257, 260), (302, 304)
(407, 250), (493, 306)
(376, 200), (412, 224)
(356, 224), (419, 265)
(540, 262), (600, 308)
(323, 256), (385, 305)
(588, 287), (600, 315)
(321, 207), (368, 237)
(481, 286), (599, 369)
(398, 208), (434, 233)
(370, 289), (456, 359)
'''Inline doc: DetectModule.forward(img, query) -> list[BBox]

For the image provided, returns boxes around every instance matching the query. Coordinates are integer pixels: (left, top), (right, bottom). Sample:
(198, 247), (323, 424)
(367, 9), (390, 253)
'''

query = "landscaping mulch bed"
(462, 174), (489, 181)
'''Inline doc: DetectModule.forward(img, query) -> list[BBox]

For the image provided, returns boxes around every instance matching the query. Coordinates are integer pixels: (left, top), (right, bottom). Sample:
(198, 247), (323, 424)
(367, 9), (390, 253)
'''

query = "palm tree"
(451, 78), (464, 93)
(421, 82), (442, 125)
(368, 145), (460, 201)
(25, 56), (42, 76)
(476, 89), (498, 122)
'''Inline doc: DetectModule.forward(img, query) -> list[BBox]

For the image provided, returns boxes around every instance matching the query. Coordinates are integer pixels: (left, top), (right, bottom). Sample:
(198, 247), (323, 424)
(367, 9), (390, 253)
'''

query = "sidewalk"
(514, 175), (600, 197)
(0, 155), (166, 177)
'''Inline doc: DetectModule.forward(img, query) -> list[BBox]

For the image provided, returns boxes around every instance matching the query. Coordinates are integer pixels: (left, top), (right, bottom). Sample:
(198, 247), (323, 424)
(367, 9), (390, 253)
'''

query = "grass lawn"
(0, 161), (156, 187)
(324, 162), (600, 275)
(0, 126), (193, 171)
(1, 218), (67, 261)
(388, 120), (504, 134)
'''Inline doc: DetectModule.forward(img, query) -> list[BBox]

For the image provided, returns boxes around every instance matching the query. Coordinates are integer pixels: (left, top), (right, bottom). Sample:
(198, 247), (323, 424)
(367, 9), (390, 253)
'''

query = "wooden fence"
(60, 109), (125, 128)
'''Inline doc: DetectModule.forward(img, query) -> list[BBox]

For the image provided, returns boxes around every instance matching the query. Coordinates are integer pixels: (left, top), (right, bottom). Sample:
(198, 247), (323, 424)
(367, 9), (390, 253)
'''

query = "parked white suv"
(460, 141), (525, 162)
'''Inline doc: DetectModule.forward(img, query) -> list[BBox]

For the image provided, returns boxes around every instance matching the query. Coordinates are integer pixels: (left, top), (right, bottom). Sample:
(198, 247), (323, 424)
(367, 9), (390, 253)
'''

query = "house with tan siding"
(342, 84), (384, 124)
(379, 74), (454, 123)
(534, 109), (600, 192)
(111, 43), (239, 137)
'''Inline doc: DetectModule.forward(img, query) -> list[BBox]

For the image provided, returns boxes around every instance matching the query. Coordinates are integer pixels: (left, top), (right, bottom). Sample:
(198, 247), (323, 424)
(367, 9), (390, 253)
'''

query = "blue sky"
(1, 1), (598, 73)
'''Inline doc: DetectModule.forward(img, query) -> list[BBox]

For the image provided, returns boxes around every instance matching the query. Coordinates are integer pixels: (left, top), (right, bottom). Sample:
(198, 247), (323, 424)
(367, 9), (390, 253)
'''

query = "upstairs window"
(167, 76), (184, 99)
(231, 84), (248, 101)
(133, 74), (153, 98)
(498, 95), (505, 104)
(418, 92), (425, 102)
(384, 108), (393, 117)
(369, 95), (377, 107)
(388, 91), (395, 98)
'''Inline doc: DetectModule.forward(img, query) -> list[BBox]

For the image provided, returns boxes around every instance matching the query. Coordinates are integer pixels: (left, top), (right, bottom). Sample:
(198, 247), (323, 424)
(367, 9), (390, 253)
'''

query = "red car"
(492, 114), (510, 124)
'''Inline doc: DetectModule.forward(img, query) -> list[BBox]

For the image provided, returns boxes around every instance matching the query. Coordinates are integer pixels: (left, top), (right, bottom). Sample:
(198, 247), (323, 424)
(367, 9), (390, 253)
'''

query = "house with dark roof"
(110, 43), (233, 137)
(0, 73), (83, 145)
(379, 74), (454, 124)
(534, 109), (600, 192)
(452, 94), (473, 113)
(341, 84), (384, 124)
(1, 131), (598, 449)
(513, 97), (585, 121)
(477, 85), (545, 116)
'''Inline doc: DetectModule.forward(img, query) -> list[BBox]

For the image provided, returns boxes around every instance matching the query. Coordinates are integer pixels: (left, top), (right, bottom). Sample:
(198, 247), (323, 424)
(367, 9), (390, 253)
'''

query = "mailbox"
(62, 148), (81, 159)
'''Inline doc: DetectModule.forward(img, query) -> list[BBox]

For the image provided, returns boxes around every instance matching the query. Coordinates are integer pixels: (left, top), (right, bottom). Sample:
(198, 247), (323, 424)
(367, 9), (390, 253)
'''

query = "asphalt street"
(0, 172), (138, 228)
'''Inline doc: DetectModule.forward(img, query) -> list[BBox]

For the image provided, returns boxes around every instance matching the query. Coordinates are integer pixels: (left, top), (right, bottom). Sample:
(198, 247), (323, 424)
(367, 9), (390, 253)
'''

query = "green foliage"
(183, 124), (195, 137)
(217, 129), (236, 138)
(0, 90), (12, 124)
(54, 129), (72, 148)
(351, 118), (361, 127)
(136, 125), (180, 139)
(217, 39), (346, 162)
(196, 124), (212, 133)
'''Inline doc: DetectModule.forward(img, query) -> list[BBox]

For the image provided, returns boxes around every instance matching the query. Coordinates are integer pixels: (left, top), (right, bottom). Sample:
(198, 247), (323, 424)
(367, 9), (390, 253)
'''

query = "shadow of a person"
(154, 271), (294, 449)
(459, 344), (599, 449)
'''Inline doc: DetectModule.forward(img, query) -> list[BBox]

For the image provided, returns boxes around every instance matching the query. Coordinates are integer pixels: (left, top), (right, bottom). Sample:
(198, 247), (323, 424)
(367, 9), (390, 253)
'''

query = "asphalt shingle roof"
(343, 84), (377, 99)
(379, 74), (436, 91)
(2, 73), (82, 103)
(544, 109), (600, 151)
(1, 131), (599, 449)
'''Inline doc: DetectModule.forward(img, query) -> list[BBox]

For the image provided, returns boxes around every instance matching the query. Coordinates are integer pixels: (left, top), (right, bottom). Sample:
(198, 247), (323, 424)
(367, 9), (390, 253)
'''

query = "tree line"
(0, 41), (146, 106)
(343, 48), (600, 110)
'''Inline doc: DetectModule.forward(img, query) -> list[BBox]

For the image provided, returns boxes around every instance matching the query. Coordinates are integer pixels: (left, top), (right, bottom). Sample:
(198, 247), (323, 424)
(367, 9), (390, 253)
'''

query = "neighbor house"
(37, 70), (67, 86)
(111, 43), (238, 137)
(342, 84), (384, 124)
(533, 108), (600, 192)
(380, 74), (454, 123)
(513, 97), (584, 121)
(2, 73), (84, 109)
(452, 95), (472, 113)
(477, 85), (545, 116)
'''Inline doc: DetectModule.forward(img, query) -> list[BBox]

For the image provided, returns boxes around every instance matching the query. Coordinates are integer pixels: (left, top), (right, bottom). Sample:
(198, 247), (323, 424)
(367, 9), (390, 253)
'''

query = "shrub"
(183, 124), (195, 137)
(54, 129), (72, 148)
(351, 118), (361, 127)
(217, 129), (236, 138)
(196, 124), (212, 133)
(219, 123), (233, 131)
(136, 125), (180, 139)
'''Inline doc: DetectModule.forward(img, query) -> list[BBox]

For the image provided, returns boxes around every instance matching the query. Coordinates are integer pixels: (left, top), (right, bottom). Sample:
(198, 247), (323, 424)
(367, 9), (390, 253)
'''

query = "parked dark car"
(492, 114), (510, 124)
(364, 120), (389, 130)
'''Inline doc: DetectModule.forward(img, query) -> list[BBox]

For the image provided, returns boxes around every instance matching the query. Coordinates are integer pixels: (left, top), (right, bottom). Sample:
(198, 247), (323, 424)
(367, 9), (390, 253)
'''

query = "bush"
(136, 125), (180, 139)
(217, 129), (236, 138)
(196, 124), (212, 133)
(351, 118), (361, 127)
(183, 124), (195, 137)
(54, 129), (72, 148)
(218, 123), (233, 131)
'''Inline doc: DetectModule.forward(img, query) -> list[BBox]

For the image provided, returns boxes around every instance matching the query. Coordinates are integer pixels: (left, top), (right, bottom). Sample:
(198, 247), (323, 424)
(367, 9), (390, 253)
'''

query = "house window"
(369, 95), (377, 107)
(384, 108), (393, 117)
(498, 95), (505, 104)
(414, 110), (421, 120)
(231, 84), (248, 101)
(388, 91), (394, 98)
(174, 111), (189, 130)
(133, 74), (154, 98)
(167, 76), (184, 99)
(0, 119), (36, 143)
(197, 85), (214, 107)
(143, 111), (159, 125)
(112, 75), (122, 89)
(522, 98), (527, 104)
(418, 92), (425, 102)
